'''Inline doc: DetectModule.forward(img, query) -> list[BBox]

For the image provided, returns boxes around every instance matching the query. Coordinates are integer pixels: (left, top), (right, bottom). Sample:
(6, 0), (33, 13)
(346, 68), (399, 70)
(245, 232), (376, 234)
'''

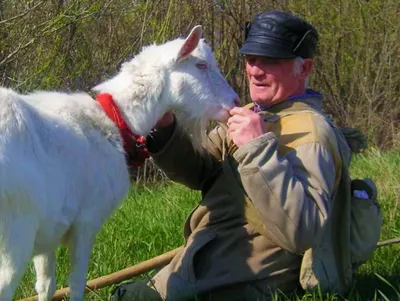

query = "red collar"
(95, 93), (149, 168)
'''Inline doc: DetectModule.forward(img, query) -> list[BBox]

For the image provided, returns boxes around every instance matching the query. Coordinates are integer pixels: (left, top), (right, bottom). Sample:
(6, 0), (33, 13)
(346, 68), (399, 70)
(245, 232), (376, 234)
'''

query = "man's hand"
(227, 107), (265, 147)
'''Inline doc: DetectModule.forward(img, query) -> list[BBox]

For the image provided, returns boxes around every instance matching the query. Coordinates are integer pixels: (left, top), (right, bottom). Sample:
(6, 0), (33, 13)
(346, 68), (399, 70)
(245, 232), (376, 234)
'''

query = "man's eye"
(261, 58), (281, 64)
(196, 62), (208, 70)
(245, 56), (256, 64)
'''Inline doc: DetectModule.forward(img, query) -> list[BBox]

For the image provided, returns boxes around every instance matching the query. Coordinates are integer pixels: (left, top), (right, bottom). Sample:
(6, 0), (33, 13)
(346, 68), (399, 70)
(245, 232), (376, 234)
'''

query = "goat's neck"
(115, 94), (166, 137)
(96, 73), (167, 136)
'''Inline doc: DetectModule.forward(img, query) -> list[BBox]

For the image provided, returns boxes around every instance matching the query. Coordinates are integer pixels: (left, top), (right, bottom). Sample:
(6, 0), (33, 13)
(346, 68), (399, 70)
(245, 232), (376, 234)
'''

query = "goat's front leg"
(0, 217), (36, 301)
(67, 224), (96, 301)
(33, 252), (56, 301)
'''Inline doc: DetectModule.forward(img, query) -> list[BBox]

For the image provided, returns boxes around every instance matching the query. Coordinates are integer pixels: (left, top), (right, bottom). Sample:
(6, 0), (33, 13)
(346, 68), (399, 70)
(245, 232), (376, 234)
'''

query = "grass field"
(14, 149), (400, 300)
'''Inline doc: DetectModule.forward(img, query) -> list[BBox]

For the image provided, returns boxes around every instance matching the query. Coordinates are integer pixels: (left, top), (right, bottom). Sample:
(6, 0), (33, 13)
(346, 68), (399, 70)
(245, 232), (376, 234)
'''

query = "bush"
(1, 0), (399, 148)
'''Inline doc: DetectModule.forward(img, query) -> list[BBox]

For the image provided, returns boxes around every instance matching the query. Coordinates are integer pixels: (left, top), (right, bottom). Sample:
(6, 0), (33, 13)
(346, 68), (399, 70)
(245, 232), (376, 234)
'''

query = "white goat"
(0, 25), (238, 301)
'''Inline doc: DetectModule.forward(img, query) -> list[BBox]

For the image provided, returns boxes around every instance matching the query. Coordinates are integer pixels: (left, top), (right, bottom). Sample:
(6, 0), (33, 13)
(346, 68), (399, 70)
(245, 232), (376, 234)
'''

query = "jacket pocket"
(181, 229), (217, 283)
(350, 178), (383, 268)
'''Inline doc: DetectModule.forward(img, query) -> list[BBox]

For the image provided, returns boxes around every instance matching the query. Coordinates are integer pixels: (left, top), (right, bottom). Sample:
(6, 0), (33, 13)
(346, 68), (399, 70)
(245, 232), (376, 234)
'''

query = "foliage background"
(1, 0), (399, 148)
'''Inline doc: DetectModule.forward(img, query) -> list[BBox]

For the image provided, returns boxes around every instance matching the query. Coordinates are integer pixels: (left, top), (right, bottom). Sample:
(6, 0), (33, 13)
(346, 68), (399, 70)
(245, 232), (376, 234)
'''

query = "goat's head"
(163, 25), (238, 123)
(93, 25), (238, 139)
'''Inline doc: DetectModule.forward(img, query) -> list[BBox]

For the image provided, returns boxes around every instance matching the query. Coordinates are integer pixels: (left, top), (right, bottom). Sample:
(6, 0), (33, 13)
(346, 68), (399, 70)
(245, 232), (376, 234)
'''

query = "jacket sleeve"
(149, 120), (226, 190)
(233, 132), (337, 255)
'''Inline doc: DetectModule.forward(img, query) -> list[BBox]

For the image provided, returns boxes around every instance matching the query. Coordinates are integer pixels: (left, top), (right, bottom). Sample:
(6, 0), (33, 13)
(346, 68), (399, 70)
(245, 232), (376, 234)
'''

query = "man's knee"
(110, 279), (163, 301)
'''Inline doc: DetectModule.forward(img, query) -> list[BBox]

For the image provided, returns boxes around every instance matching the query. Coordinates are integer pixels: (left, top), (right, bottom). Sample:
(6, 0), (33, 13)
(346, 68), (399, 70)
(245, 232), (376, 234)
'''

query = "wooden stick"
(19, 246), (183, 301)
(377, 237), (400, 247)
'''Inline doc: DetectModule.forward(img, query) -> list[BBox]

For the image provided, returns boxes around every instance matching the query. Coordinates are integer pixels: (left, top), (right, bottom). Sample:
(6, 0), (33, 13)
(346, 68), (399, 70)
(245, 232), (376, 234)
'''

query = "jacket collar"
(253, 89), (323, 114)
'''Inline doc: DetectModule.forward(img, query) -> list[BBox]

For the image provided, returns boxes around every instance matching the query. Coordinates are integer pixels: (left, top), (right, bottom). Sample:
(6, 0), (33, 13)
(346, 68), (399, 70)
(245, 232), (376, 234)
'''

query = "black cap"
(239, 11), (319, 59)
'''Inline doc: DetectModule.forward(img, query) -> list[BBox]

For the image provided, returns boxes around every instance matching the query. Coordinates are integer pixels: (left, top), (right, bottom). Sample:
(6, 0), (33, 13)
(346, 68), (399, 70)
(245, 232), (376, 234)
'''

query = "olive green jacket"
(148, 96), (352, 300)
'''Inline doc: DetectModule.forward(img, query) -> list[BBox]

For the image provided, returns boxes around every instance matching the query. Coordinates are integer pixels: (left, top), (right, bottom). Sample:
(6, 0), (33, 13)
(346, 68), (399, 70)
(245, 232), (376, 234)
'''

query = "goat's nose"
(234, 97), (241, 107)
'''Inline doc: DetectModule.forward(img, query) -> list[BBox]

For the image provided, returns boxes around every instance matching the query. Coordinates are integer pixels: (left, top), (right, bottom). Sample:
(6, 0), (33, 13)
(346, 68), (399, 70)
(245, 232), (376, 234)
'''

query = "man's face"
(245, 55), (305, 106)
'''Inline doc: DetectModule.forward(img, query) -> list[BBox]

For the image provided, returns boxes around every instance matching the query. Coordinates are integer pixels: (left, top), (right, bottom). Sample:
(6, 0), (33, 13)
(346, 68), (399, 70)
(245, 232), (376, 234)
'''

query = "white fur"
(0, 25), (237, 301)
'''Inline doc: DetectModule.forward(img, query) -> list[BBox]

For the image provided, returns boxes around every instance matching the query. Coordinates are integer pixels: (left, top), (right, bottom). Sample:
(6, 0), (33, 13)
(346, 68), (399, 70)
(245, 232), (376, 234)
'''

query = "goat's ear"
(176, 25), (202, 63)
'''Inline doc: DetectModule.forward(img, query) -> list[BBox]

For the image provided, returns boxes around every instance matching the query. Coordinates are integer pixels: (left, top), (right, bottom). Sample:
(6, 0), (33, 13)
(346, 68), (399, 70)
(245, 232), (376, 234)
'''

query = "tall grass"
(13, 149), (400, 300)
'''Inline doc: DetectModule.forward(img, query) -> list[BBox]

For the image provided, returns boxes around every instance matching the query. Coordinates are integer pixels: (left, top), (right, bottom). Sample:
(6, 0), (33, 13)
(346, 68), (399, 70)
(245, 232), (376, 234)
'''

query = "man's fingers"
(229, 106), (254, 116)
(227, 122), (240, 132)
(227, 114), (246, 127)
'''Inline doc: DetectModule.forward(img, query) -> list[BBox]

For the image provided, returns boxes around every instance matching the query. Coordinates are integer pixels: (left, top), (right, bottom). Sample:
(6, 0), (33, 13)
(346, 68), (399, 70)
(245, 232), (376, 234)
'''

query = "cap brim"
(239, 42), (296, 59)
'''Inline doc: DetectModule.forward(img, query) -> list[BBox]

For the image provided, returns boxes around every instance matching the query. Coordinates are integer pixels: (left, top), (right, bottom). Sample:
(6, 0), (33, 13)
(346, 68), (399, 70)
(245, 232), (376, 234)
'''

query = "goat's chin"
(173, 112), (207, 153)
(208, 109), (231, 123)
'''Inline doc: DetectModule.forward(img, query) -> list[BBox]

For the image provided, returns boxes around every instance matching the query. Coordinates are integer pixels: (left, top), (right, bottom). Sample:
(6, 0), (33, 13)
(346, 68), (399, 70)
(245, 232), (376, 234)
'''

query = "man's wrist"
(146, 115), (176, 153)
(154, 112), (175, 129)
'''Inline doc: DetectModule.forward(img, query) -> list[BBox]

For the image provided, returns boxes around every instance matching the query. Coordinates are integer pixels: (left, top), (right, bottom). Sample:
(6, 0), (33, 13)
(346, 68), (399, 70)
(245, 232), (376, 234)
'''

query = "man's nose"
(247, 62), (265, 77)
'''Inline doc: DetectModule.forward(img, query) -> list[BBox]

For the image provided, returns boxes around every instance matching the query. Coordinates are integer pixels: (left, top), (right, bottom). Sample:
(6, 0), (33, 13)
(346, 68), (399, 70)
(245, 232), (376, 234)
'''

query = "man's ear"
(176, 25), (202, 63)
(300, 59), (314, 79)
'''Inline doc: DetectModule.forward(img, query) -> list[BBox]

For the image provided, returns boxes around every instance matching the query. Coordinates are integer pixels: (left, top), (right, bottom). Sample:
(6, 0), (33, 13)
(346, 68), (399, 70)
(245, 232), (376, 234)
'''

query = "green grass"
(14, 149), (400, 300)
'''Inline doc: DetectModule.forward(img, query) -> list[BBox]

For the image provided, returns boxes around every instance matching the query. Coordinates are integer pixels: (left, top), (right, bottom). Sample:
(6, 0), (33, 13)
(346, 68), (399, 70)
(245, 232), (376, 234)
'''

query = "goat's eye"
(196, 62), (208, 70)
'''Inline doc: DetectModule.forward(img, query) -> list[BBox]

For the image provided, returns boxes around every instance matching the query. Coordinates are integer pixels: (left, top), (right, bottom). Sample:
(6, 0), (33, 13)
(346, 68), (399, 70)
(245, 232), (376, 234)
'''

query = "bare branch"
(0, 1), (45, 25)
(0, 38), (35, 67)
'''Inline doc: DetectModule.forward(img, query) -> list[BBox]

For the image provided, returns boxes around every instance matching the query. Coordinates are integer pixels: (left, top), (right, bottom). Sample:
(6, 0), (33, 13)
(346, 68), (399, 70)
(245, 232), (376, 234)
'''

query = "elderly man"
(112, 11), (355, 301)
